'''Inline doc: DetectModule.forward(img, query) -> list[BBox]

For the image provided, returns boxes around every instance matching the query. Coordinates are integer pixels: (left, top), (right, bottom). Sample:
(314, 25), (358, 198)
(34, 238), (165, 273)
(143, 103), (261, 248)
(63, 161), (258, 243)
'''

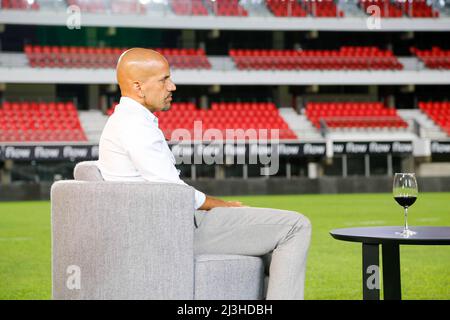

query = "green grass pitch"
(0, 192), (449, 300)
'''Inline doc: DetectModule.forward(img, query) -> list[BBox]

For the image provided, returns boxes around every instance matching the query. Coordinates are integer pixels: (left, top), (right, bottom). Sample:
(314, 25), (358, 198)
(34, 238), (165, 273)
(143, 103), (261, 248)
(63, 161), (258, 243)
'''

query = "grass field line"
(0, 237), (33, 241)
(343, 220), (386, 226)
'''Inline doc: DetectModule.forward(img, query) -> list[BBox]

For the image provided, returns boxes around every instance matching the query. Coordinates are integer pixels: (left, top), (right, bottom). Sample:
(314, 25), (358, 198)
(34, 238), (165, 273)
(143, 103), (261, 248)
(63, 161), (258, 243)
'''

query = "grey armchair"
(51, 161), (265, 300)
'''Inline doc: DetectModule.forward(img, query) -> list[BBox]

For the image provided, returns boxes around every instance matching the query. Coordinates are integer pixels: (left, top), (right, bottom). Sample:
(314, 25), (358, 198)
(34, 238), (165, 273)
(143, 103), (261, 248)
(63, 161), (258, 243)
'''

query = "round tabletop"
(330, 226), (450, 245)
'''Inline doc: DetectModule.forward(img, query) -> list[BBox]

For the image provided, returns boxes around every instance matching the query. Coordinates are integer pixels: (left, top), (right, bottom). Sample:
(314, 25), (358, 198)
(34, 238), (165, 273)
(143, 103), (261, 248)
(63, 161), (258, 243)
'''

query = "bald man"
(98, 48), (311, 300)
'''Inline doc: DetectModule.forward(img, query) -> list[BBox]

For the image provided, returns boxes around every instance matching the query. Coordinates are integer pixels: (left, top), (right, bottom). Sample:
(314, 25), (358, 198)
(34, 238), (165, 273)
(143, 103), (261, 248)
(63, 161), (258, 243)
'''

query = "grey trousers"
(194, 207), (312, 300)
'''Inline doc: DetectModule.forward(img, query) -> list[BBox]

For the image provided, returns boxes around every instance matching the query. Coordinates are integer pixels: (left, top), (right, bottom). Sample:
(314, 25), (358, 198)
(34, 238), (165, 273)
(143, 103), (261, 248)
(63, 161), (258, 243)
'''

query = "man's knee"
(299, 214), (312, 229)
(284, 210), (312, 229)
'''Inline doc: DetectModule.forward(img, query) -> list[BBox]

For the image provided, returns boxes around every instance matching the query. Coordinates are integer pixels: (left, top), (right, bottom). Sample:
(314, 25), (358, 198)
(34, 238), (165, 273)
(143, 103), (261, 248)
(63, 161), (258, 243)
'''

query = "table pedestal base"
(362, 243), (401, 300)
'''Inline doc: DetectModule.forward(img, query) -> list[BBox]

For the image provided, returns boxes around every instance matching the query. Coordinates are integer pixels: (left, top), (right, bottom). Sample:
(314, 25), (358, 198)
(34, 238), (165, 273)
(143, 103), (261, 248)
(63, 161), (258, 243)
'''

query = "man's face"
(141, 61), (176, 113)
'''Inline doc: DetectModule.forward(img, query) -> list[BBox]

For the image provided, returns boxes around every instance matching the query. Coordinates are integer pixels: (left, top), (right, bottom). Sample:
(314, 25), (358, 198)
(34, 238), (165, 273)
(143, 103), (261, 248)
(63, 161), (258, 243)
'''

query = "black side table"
(330, 226), (450, 300)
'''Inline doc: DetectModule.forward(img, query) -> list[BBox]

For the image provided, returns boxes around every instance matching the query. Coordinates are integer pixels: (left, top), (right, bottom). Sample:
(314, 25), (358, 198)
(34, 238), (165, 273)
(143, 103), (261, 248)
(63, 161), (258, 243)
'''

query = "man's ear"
(133, 81), (144, 98)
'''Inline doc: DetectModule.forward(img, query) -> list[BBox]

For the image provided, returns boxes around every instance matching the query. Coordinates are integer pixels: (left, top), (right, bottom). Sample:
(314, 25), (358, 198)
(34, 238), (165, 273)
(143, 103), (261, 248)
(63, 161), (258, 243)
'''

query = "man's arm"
(198, 195), (244, 211)
(122, 118), (207, 209)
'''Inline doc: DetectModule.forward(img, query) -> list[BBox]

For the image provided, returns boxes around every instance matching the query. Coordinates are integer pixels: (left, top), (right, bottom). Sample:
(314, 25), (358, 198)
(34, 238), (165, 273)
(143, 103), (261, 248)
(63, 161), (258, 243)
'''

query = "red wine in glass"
(393, 173), (418, 237)
(394, 196), (417, 208)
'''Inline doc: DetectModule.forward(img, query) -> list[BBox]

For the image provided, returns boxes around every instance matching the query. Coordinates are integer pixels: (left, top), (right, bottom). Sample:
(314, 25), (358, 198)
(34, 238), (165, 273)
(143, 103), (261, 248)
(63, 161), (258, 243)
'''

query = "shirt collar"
(118, 96), (159, 126)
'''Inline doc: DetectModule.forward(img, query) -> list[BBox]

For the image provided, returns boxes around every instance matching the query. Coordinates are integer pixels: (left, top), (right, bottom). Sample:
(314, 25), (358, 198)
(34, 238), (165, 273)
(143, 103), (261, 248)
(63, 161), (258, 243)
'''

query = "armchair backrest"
(52, 169), (196, 299)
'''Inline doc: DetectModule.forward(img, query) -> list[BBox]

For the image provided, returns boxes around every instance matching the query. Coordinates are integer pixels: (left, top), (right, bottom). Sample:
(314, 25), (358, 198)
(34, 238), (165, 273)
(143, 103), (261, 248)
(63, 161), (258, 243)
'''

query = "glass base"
(395, 229), (417, 238)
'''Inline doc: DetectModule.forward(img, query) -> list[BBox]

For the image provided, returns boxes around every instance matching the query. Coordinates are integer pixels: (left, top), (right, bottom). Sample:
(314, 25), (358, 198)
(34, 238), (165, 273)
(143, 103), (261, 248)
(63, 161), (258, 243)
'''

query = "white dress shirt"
(98, 96), (206, 209)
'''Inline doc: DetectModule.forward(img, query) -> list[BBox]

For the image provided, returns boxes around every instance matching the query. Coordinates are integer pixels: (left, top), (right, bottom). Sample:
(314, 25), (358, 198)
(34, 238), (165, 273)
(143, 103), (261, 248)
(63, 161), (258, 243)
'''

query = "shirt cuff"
(194, 190), (206, 210)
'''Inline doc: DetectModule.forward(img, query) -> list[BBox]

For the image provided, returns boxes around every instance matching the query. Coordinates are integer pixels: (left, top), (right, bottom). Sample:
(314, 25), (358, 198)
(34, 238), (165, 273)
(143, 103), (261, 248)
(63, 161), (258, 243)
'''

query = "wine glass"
(393, 173), (418, 237)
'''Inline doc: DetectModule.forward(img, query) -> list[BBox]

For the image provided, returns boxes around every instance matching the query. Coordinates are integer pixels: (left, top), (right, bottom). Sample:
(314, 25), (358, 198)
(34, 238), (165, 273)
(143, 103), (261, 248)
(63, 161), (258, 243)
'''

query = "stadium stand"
(0, 101), (87, 142)
(229, 47), (403, 70)
(1, 0), (39, 10)
(0, 1), (448, 179)
(157, 48), (211, 69)
(171, 0), (209, 16)
(67, 0), (146, 14)
(358, 0), (403, 18)
(266, 0), (308, 17)
(108, 102), (297, 140)
(0, 0), (447, 19)
(66, 0), (106, 13)
(206, 0), (248, 16)
(305, 102), (409, 129)
(303, 0), (344, 17)
(358, 0), (439, 18)
(411, 47), (450, 69)
(23, 45), (211, 69)
(402, 0), (439, 18)
(419, 101), (450, 136)
(110, 0), (146, 14)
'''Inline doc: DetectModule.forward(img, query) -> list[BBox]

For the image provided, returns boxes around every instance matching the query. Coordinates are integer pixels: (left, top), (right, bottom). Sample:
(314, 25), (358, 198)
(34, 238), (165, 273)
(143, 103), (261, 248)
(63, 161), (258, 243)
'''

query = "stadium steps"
(434, 3), (450, 16)
(397, 57), (425, 71)
(78, 110), (108, 143)
(278, 108), (323, 141)
(337, 0), (366, 17)
(0, 52), (28, 68)
(240, 0), (273, 17)
(39, 0), (67, 11)
(208, 56), (237, 71)
(142, 1), (175, 16)
(399, 109), (448, 139)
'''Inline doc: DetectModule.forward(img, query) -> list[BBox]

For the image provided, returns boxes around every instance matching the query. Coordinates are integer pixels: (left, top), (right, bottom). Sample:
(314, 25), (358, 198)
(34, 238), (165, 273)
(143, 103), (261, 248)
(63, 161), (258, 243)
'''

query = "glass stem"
(404, 206), (409, 231)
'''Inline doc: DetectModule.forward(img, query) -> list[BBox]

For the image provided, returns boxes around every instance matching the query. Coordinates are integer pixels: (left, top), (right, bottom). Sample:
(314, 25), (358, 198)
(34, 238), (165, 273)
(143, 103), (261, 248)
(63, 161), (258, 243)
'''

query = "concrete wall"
(3, 66), (450, 85)
(188, 176), (450, 196)
(3, 83), (55, 101)
(417, 162), (450, 177)
(1, 177), (449, 201)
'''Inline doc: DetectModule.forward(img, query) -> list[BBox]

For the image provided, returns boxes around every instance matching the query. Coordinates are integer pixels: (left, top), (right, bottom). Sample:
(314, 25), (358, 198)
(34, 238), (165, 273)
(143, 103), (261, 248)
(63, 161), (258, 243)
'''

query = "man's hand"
(199, 195), (245, 211)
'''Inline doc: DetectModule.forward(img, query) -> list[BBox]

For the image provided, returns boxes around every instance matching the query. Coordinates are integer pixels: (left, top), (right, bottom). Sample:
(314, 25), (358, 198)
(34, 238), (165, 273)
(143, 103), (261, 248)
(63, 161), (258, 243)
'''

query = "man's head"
(116, 48), (176, 112)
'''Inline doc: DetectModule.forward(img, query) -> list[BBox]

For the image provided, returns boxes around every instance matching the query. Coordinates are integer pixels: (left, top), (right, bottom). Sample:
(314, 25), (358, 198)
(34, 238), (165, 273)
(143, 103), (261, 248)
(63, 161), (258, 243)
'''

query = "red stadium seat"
(229, 47), (403, 71)
(24, 45), (211, 70)
(266, 0), (308, 17)
(67, 0), (106, 13)
(411, 46), (450, 70)
(401, 0), (437, 18)
(419, 101), (450, 136)
(0, 101), (87, 142)
(303, 0), (344, 18)
(358, 0), (403, 18)
(171, 0), (209, 16)
(305, 102), (408, 129)
(110, 0), (146, 14)
(1, 0), (39, 10)
(109, 101), (297, 141)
